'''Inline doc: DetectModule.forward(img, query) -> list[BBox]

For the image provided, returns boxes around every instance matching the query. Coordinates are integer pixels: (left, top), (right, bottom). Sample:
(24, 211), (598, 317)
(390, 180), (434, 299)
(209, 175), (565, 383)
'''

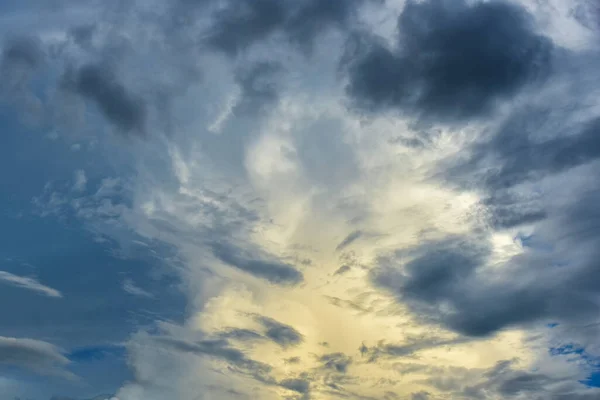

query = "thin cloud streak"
(0, 270), (62, 298)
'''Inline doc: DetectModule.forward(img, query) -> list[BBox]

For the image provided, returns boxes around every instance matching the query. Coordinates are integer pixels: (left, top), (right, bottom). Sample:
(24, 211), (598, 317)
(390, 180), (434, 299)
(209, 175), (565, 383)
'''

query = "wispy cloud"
(72, 169), (87, 192)
(122, 279), (153, 298)
(0, 336), (72, 378)
(0, 271), (62, 298)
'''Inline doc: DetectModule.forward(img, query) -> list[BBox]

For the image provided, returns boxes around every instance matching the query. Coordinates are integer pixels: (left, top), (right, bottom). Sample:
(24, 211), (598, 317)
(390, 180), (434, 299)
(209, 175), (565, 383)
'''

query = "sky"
(1, 0), (600, 399)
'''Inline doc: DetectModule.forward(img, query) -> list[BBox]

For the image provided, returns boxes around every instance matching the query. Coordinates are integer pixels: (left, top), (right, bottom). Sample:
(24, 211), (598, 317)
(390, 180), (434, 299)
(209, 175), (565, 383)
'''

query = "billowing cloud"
(344, 0), (553, 122)
(2, 0), (600, 399)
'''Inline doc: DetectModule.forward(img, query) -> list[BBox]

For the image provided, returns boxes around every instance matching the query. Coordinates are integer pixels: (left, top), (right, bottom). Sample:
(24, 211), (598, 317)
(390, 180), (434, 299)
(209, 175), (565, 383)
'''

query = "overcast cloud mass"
(2, 0), (600, 399)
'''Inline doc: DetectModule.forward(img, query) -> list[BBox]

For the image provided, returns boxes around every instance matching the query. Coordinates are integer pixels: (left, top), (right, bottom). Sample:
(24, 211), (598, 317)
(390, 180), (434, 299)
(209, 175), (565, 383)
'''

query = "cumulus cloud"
(344, 0), (553, 122)
(364, 35), (600, 341)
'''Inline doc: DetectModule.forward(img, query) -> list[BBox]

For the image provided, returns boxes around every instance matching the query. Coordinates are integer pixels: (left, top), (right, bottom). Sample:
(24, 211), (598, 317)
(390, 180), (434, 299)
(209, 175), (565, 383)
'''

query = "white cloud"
(73, 169), (87, 191)
(0, 270), (62, 298)
(123, 279), (154, 298)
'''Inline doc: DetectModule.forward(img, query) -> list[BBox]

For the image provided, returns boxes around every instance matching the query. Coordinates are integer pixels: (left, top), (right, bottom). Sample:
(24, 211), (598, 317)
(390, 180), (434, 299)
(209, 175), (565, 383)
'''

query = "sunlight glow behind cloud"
(2, 0), (600, 399)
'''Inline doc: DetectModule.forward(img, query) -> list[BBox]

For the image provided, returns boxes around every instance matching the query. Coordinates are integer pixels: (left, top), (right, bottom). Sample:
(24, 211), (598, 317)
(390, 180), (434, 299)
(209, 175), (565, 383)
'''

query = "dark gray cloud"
(204, 385), (246, 399)
(345, 0), (553, 122)
(360, 335), (463, 362)
(211, 241), (303, 285)
(204, 0), (369, 55)
(218, 328), (264, 342)
(156, 336), (274, 382)
(371, 237), (535, 336)
(453, 110), (600, 193)
(410, 358), (600, 399)
(156, 334), (317, 394)
(0, 336), (71, 377)
(460, 359), (559, 398)
(325, 296), (370, 313)
(319, 352), (352, 373)
(0, 36), (45, 108)
(280, 378), (310, 394)
(333, 265), (351, 276)
(2, 36), (43, 70)
(256, 316), (303, 347)
(374, 238), (488, 306)
(381, 46), (599, 337)
(284, 0), (369, 51)
(480, 190), (547, 230)
(64, 63), (145, 134)
(69, 24), (96, 48)
(205, 0), (286, 55)
(372, 213), (600, 337)
(336, 230), (363, 252)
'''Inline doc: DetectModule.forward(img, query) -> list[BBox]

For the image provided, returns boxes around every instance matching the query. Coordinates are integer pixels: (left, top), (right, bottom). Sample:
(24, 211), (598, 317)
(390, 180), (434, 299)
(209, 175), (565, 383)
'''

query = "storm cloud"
(64, 63), (146, 134)
(204, 0), (370, 55)
(3, 0), (600, 398)
(372, 208), (600, 337)
(345, 0), (553, 122)
(1, 36), (43, 72)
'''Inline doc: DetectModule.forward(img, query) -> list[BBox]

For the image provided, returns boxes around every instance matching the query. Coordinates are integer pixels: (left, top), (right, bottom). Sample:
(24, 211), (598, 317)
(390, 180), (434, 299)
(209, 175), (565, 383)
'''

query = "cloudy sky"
(1, 0), (600, 399)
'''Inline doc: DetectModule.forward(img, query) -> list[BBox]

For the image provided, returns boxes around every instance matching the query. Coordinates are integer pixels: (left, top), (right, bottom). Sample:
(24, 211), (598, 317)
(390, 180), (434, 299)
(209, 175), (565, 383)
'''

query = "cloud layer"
(2, 0), (600, 399)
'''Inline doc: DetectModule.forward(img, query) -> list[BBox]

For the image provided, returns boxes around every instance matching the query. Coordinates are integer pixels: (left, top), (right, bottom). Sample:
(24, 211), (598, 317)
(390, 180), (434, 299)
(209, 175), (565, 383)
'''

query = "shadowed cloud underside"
(1, 0), (600, 399)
